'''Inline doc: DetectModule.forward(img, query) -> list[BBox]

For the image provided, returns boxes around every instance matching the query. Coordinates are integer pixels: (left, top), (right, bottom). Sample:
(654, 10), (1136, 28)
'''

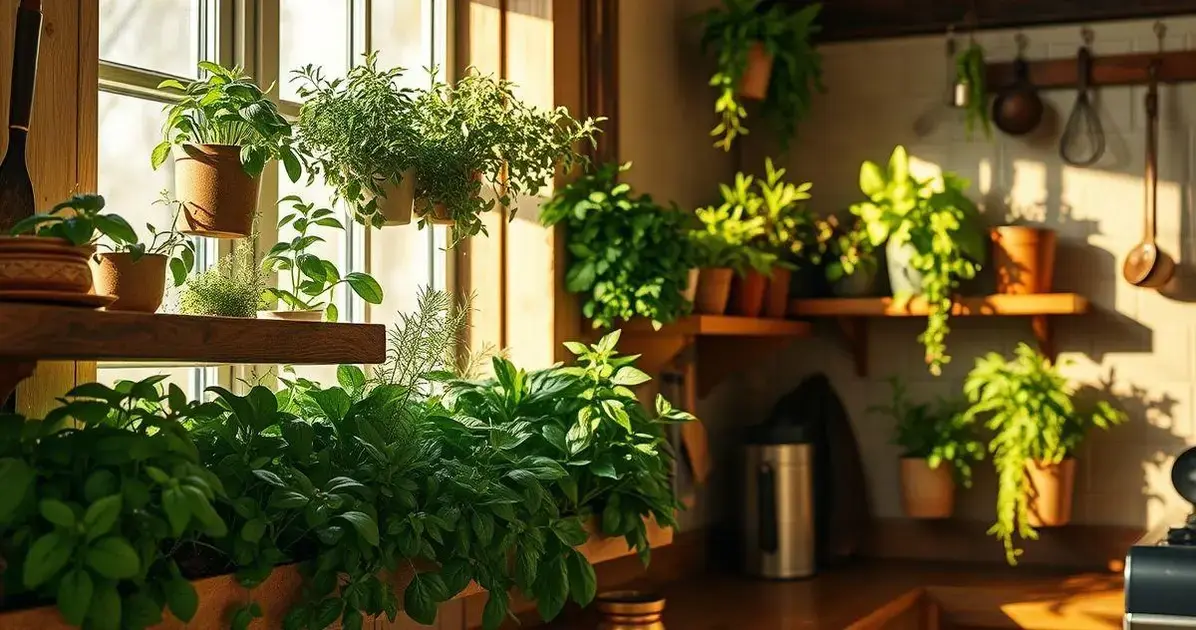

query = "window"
(96, 1), (450, 391)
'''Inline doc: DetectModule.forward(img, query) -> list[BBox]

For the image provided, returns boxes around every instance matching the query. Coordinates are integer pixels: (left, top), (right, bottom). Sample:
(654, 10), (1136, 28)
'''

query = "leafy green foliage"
(823, 217), (878, 284)
(541, 163), (695, 330)
(956, 43), (991, 141)
(179, 236), (267, 318)
(409, 69), (601, 244)
(97, 190), (196, 287)
(851, 146), (985, 375)
(10, 194), (137, 248)
(261, 196), (384, 320)
(698, 0), (823, 151)
(151, 61), (301, 180)
(869, 377), (983, 488)
(292, 52), (419, 229)
(963, 344), (1126, 565)
(720, 159), (818, 271)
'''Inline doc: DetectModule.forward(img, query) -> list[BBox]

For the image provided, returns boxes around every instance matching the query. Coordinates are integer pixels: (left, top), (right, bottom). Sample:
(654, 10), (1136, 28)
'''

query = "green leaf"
(151, 142), (172, 169)
(589, 458), (618, 480)
(39, 498), (76, 528)
(87, 580), (121, 630)
(82, 494), (122, 542)
(601, 495), (623, 535)
(241, 517), (267, 543)
(565, 261), (596, 292)
(162, 487), (191, 537)
(164, 576), (199, 622)
(404, 574), (437, 626)
(336, 365), (366, 390)
(123, 591), (164, 628)
(567, 549), (598, 606)
(57, 569), (94, 625)
(535, 554), (569, 621)
(563, 341), (588, 356)
(345, 272), (384, 304)
(252, 469), (286, 487)
(24, 532), (73, 587)
(337, 511), (380, 546)
(0, 458), (33, 522)
(482, 589), (509, 630)
(85, 536), (141, 579)
(551, 518), (590, 547)
(611, 366), (651, 386)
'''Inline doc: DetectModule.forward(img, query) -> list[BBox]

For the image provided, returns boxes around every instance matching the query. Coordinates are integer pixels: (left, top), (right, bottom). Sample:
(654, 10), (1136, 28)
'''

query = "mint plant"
(10, 193), (137, 248)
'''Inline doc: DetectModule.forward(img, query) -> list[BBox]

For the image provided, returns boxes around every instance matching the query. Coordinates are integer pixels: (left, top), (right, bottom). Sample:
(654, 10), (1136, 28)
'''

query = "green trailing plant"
(10, 193), (137, 248)
(410, 69), (602, 243)
(723, 159), (818, 271)
(963, 344), (1126, 565)
(850, 145), (984, 375)
(956, 42), (990, 140)
(824, 217), (878, 285)
(178, 237), (267, 318)
(698, 0), (823, 151)
(261, 195), (384, 321)
(540, 163), (695, 330)
(291, 52), (419, 228)
(870, 377), (983, 488)
(95, 191), (196, 287)
(151, 61), (302, 182)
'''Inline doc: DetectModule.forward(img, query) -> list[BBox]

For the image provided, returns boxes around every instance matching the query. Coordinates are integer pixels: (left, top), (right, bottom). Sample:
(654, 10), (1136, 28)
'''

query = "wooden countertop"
(539, 560), (1124, 629)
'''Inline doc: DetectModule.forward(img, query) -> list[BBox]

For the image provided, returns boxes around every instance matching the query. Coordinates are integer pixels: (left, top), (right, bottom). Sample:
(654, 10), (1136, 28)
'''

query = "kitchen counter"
(539, 560), (1124, 629)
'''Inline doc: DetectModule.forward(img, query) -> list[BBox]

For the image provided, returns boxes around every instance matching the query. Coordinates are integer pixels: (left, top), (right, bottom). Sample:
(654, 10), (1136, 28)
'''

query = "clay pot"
(899, 458), (956, 519)
(680, 268), (699, 303)
(90, 252), (167, 313)
(597, 591), (666, 630)
(991, 226), (1056, 295)
(739, 42), (774, 100)
(763, 267), (792, 318)
(728, 270), (768, 317)
(694, 268), (734, 314)
(1025, 458), (1075, 527)
(361, 171), (415, 226)
(0, 236), (94, 293)
(415, 202), (455, 225)
(257, 310), (324, 322)
(174, 143), (262, 238)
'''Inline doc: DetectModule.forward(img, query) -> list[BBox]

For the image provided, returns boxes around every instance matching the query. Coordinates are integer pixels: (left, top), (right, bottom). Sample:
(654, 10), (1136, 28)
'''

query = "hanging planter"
(173, 144), (262, 238)
(364, 171), (416, 226)
(739, 42), (774, 100)
(991, 226), (1056, 295)
(1025, 458), (1075, 527)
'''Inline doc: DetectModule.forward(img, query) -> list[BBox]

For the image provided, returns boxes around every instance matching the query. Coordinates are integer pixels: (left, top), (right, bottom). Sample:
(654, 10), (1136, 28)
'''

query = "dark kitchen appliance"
(1124, 446), (1196, 628)
(742, 424), (815, 579)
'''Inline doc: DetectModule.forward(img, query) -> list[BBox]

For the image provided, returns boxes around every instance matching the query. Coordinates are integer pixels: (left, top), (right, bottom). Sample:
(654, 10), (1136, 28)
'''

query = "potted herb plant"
(689, 197), (770, 315)
(292, 52), (419, 228)
(870, 377), (983, 519)
(825, 217), (879, 297)
(540, 163), (695, 330)
(259, 196), (384, 321)
(90, 192), (196, 313)
(4, 193), (136, 305)
(963, 344), (1126, 565)
(409, 70), (601, 244)
(179, 236), (266, 318)
(698, 0), (823, 151)
(152, 61), (302, 238)
(850, 145), (985, 375)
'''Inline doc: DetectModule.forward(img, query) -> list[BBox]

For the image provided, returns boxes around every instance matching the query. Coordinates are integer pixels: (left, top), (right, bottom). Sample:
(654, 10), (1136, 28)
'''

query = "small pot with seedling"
(689, 193), (770, 315)
(824, 218), (879, 297)
(3, 194), (136, 305)
(152, 62), (303, 238)
(259, 196), (385, 321)
(90, 192), (196, 313)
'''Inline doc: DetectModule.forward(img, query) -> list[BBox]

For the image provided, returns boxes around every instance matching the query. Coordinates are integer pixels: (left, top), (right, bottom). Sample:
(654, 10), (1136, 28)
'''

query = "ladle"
(1123, 57), (1175, 288)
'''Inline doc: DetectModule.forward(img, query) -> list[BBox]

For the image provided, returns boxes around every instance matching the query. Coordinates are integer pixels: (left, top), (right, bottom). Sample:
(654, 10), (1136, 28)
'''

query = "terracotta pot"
(361, 170), (415, 226)
(0, 236), (94, 293)
(694, 268), (734, 314)
(1025, 458), (1075, 527)
(257, 310), (324, 322)
(597, 591), (666, 630)
(174, 143), (262, 238)
(90, 252), (167, 313)
(680, 268), (699, 303)
(739, 42), (774, 100)
(763, 267), (792, 318)
(991, 226), (1056, 295)
(728, 270), (768, 317)
(899, 458), (956, 519)
(415, 201), (456, 225)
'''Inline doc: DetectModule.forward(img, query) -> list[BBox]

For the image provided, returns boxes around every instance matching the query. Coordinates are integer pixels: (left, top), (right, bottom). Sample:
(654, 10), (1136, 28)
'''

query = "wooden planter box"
(0, 519), (672, 628)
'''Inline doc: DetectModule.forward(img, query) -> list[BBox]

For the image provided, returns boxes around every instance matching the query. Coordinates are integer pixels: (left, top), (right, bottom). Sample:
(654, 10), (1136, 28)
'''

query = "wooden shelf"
(986, 49), (1196, 91)
(787, 294), (1090, 377)
(620, 315), (812, 337)
(0, 304), (386, 399)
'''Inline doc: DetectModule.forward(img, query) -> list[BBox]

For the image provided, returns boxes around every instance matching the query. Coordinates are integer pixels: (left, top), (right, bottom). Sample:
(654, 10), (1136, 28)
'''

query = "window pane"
(279, 0), (350, 102)
(372, 0), (435, 89)
(100, 0), (201, 77)
(95, 366), (207, 400)
(98, 92), (176, 244)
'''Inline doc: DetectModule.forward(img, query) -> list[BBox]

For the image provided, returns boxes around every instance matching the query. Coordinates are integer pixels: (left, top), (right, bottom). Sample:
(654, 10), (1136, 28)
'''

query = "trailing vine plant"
(956, 41), (990, 140)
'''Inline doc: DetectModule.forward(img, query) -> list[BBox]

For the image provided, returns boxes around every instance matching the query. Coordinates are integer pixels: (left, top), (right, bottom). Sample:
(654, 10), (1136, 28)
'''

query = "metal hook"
(1081, 26), (1094, 47)
(1155, 21), (1168, 51)
(1015, 32), (1029, 54)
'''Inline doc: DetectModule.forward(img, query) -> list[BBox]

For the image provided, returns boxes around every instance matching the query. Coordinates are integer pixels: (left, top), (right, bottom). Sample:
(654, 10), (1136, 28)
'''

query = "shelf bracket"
(0, 360), (37, 405)
(1031, 315), (1055, 363)
(836, 317), (869, 378)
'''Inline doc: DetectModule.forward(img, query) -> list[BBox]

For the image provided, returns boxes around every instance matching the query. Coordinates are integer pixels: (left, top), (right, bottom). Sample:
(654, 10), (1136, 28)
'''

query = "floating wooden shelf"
(788, 294), (1090, 377)
(620, 314), (813, 337)
(0, 304), (386, 399)
(985, 49), (1196, 90)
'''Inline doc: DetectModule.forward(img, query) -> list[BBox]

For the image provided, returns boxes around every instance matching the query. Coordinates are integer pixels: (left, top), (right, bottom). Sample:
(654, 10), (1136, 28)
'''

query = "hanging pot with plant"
(991, 225), (1056, 295)
(3, 194), (136, 307)
(851, 145), (985, 375)
(963, 344), (1126, 565)
(152, 61), (302, 238)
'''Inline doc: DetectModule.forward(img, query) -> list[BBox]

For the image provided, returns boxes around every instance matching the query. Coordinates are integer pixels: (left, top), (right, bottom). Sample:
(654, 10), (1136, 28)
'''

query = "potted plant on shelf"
(850, 145), (985, 375)
(824, 217), (880, 297)
(179, 237), (266, 318)
(259, 196), (384, 321)
(963, 343), (1126, 565)
(409, 70), (601, 244)
(4, 193), (136, 306)
(291, 52), (419, 228)
(870, 377), (983, 519)
(689, 195), (770, 316)
(90, 192), (196, 313)
(540, 163), (695, 330)
(698, 0), (823, 151)
(990, 222), (1057, 295)
(152, 61), (302, 238)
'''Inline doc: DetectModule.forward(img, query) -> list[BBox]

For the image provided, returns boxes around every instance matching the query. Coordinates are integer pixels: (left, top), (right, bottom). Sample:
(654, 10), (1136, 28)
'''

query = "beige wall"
(709, 17), (1196, 530)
